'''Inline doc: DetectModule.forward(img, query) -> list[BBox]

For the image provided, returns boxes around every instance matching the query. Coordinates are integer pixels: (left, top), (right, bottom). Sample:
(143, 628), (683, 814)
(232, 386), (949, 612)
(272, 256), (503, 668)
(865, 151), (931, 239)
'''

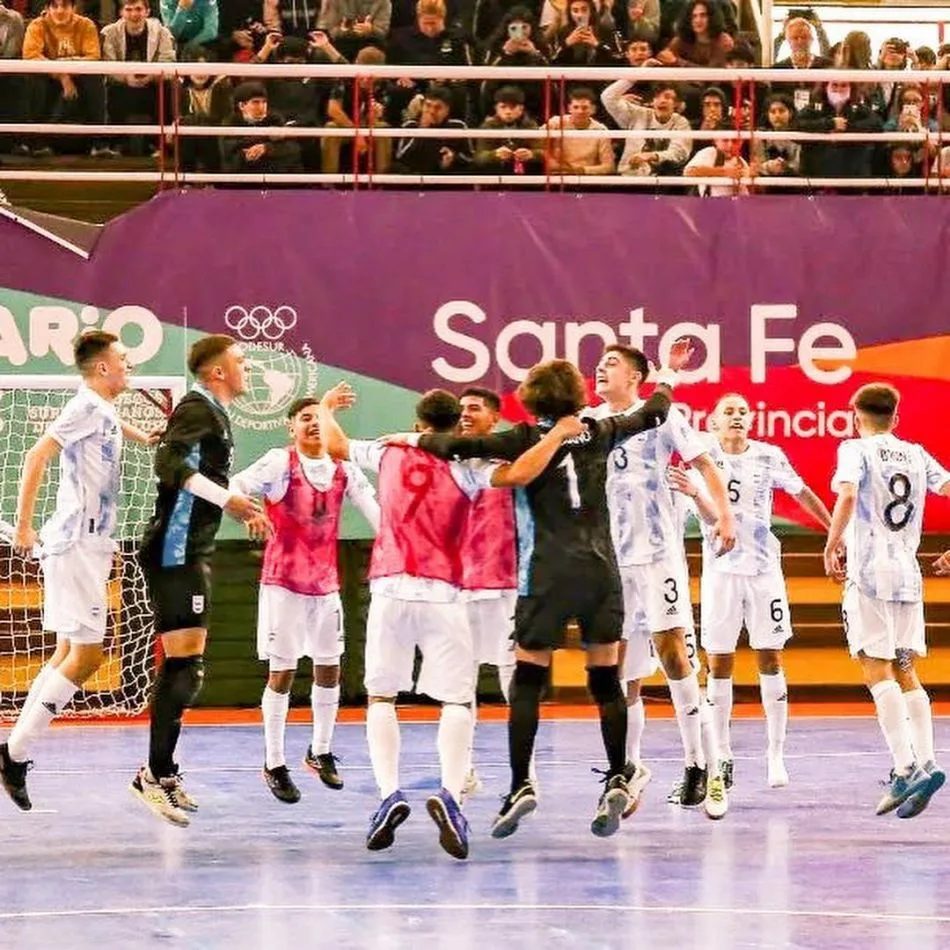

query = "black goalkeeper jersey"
(140, 387), (235, 568)
(418, 389), (671, 596)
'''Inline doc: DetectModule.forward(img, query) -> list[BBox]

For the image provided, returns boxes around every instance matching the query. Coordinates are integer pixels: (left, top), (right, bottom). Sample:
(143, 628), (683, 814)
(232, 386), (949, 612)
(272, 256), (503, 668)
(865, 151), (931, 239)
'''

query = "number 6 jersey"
(832, 434), (950, 603)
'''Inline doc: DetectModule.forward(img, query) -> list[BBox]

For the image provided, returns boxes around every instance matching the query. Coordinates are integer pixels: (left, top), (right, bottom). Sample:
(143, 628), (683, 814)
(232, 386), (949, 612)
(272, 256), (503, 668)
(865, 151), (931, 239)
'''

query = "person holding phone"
(545, 0), (612, 65)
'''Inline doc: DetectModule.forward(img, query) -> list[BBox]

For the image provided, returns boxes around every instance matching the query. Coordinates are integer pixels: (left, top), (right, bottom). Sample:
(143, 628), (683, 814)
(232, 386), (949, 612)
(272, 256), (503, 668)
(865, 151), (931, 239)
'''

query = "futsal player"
(825, 383), (949, 817)
(230, 397), (380, 803)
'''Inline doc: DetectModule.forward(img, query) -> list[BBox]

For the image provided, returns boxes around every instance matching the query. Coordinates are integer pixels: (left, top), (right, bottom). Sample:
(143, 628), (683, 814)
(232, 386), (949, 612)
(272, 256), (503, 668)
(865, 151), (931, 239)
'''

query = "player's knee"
(510, 661), (546, 704)
(167, 655), (204, 707)
(588, 664), (624, 706)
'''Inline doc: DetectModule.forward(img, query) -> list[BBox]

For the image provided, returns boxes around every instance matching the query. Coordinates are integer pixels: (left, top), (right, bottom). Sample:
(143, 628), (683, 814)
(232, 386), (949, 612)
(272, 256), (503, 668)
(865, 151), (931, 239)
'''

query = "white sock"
(261, 686), (289, 770)
(904, 687), (935, 765)
(438, 703), (472, 802)
(7, 667), (78, 762)
(467, 663), (480, 774)
(366, 701), (400, 799)
(759, 671), (789, 755)
(699, 690), (719, 772)
(706, 676), (734, 761)
(498, 659), (515, 704)
(19, 663), (55, 722)
(626, 696), (645, 766)
(870, 679), (915, 773)
(310, 684), (340, 756)
(668, 674), (705, 769)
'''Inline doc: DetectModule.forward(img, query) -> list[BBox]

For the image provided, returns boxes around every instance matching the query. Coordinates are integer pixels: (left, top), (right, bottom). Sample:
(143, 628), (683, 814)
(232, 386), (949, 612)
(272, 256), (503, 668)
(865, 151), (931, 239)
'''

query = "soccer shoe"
(461, 767), (484, 801)
(366, 790), (411, 851)
(130, 767), (190, 827)
(426, 788), (470, 860)
(720, 759), (735, 790)
(767, 753), (789, 788)
(622, 762), (652, 819)
(896, 761), (947, 819)
(168, 768), (199, 812)
(304, 747), (344, 790)
(0, 742), (32, 811)
(680, 765), (708, 807)
(667, 779), (685, 805)
(704, 772), (728, 820)
(591, 771), (630, 838)
(491, 781), (538, 839)
(263, 765), (301, 804)
(875, 766), (931, 816)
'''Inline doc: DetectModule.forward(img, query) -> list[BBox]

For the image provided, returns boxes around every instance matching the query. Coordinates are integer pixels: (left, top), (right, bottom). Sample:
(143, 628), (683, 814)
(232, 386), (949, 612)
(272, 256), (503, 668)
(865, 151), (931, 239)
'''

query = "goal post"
(0, 374), (186, 719)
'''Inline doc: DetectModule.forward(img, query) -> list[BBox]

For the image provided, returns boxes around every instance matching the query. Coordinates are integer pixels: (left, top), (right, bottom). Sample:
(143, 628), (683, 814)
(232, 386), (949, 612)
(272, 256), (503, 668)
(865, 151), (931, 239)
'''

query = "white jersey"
(701, 439), (804, 577)
(832, 434), (950, 603)
(40, 385), (123, 555)
(230, 447), (381, 531)
(585, 402), (707, 566)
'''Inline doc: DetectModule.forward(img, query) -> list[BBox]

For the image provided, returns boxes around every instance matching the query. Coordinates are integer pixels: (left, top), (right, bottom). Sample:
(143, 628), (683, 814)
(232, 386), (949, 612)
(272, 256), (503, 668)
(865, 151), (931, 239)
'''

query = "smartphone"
(576, 13), (589, 29)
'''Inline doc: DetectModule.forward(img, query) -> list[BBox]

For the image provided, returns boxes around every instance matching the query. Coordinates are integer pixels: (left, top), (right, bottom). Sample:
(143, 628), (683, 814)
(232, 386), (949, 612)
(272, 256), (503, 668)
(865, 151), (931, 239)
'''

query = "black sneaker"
(263, 765), (301, 804)
(0, 742), (33, 811)
(680, 765), (708, 807)
(721, 759), (734, 790)
(591, 769), (631, 838)
(491, 781), (537, 839)
(304, 746), (344, 790)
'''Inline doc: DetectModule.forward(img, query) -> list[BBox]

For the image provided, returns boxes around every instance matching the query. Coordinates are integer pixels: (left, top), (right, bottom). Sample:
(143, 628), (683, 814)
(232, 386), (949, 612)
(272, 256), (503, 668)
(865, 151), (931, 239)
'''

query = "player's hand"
(377, 432), (415, 446)
(224, 493), (263, 522)
(712, 510), (736, 555)
(667, 463), (696, 498)
(321, 381), (356, 412)
(667, 336), (695, 372)
(823, 542), (846, 582)
(934, 550), (950, 575)
(12, 523), (38, 557)
(146, 427), (165, 446)
(552, 415), (585, 441)
(244, 511), (274, 542)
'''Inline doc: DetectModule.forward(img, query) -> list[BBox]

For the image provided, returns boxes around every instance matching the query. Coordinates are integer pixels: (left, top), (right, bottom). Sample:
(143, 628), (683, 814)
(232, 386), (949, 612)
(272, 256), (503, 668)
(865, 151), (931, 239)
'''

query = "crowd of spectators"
(1, 0), (950, 185)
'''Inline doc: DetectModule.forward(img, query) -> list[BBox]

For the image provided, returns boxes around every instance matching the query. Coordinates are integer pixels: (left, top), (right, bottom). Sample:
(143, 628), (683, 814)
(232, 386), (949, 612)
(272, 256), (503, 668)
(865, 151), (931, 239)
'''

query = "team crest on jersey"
(192, 595), (205, 614)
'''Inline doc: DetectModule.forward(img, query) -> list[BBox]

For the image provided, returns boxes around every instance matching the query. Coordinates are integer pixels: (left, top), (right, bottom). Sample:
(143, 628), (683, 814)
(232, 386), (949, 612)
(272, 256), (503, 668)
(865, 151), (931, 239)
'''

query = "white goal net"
(0, 375), (186, 720)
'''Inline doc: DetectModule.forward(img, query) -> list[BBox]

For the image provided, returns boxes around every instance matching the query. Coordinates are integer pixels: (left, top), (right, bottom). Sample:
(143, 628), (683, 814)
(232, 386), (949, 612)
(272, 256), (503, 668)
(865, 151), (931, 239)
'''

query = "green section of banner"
(0, 289), (421, 539)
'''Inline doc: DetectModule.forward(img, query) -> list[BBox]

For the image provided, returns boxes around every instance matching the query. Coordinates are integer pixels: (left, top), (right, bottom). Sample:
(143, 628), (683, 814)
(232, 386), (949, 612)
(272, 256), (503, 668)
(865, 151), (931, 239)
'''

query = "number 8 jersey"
(833, 434), (950, 603)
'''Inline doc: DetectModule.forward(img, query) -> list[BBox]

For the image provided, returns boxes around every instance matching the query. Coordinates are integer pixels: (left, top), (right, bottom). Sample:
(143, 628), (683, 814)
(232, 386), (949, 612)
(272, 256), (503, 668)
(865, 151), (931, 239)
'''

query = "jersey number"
(558, 455), (581, 510)
(402, 462), (434, 520)
(614, 446), (629, 471)
(663, 577), (679, 605)
(727, 478), (740, 505)
(884, 473), (914, 532)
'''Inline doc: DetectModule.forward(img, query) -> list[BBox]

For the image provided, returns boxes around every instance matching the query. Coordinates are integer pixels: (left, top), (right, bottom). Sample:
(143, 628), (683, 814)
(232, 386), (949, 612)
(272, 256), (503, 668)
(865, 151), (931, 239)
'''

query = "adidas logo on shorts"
(665, 605), (678, 616)
(773, 624), (784, 635)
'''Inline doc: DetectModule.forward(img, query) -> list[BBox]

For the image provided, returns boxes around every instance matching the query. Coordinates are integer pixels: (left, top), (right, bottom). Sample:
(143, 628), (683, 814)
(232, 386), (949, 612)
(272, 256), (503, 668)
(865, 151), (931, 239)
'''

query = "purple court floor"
(1, 714), (948, 949)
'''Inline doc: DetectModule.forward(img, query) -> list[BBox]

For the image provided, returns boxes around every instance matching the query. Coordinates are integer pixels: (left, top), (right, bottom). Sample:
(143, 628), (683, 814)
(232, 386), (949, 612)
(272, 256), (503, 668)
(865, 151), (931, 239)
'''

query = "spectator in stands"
(543, 85), (615, 175)
(683, 121), (750, 195)
(882, 83), (938, 173)
(394, 83), (471, 174)
(772, 7), (829, 62)
(885, 143), (920, 191)
(481, 6), (547, 121)
(658, 0), (733, 68)
(388, 0), (473, 124)
(539, 0), (611, 34)
(774, 15), (828, 115)
(915, 46), (936, 69)
(175, 41), (232, 170)
(221, 80), (303, 174)
(610, 0), (658, 47)
(23, 0), (108, 157)
(544, 0), (614, 67)
(101, 0), (175, 155)
(869, 38), (913, 123)
(318, 0), (392, 61)
(793, 80), (882, 182)
(0, 2), (26, 155)
(601, 78), (690, 175)
(698, 85), (725, 130)
(834, 30), (870, 69)
(159, 0), (218, 47)
(323, 45), (394, 174)
(752, 92), (800, 179)
(474, 83), (542, 174)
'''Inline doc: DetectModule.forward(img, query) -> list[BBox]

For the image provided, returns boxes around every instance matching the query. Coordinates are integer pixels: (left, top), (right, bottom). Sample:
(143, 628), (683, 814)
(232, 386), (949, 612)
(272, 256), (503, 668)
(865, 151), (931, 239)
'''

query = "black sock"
(507, 661), (546, 794)
(148, 655), (204, 779)
(588, 665), (627, 776)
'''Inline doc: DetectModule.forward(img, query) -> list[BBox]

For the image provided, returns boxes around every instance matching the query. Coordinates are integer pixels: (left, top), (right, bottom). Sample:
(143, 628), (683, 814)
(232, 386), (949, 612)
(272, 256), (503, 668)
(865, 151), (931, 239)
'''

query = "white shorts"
(842, 584), (926, 661)
(466, 593), (517, 667)
(700, 569), (792, 655)
(41, 546), (113, 644)
(256, 585), (344, 669)
(620, 558), (693, 682)
(364, 594), (474, 704)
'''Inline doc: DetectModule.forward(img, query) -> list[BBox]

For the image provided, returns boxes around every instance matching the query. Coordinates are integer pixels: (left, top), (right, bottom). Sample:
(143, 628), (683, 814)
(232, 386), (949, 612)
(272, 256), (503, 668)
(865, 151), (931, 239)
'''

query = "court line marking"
(2, 902), (950, 925)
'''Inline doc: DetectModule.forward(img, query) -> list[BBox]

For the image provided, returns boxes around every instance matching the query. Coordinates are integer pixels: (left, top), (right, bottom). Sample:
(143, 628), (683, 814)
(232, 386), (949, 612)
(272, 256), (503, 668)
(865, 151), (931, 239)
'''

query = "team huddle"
(1, 329), (949, 861)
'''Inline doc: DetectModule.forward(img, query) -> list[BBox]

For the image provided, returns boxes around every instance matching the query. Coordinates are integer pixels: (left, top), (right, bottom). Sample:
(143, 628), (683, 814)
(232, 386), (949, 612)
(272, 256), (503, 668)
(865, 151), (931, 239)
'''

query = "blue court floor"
(1, 714), (949, 949)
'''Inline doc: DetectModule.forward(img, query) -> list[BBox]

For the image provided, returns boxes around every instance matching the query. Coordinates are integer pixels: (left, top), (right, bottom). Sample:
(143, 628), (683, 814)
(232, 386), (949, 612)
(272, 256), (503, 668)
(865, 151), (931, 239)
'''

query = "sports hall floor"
(1, 706), (948, 950)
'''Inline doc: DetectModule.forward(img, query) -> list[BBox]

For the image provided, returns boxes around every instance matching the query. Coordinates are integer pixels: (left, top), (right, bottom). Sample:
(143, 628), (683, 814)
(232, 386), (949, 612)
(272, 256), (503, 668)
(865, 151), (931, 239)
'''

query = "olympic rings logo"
(224, 305), (298, 341)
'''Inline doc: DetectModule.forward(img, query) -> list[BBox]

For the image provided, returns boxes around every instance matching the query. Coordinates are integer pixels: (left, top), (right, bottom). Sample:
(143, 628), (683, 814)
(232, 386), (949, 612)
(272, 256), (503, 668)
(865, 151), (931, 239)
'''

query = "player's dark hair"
(287, 396), (319, 419)
(851, 383), (899, 423)
(73, 329), (119, 375)
(603, 344), (649, 380)
(460, 387), (502, 413)
(416, 389), (462, 432)
(187, 334), (236, 376)
(518, 359), (587, 420)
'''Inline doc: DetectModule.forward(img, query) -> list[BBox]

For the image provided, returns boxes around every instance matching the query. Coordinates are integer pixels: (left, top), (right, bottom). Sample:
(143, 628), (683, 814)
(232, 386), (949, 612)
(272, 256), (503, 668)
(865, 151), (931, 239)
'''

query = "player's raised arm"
(490, 416), (586, 488)
(318, 382), (357, 461)
(416, 425), (531, 463)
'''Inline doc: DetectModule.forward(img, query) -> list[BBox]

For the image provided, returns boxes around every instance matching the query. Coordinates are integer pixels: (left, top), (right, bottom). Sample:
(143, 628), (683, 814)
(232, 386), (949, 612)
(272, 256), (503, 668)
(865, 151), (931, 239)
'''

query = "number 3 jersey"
(701, 439), (804, 577)
(832, 434), (950, 603)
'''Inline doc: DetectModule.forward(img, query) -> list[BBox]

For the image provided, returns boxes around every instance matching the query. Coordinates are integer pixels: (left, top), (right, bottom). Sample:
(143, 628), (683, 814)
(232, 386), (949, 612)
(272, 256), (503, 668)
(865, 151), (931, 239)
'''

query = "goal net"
(0, 375), (186, 720)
